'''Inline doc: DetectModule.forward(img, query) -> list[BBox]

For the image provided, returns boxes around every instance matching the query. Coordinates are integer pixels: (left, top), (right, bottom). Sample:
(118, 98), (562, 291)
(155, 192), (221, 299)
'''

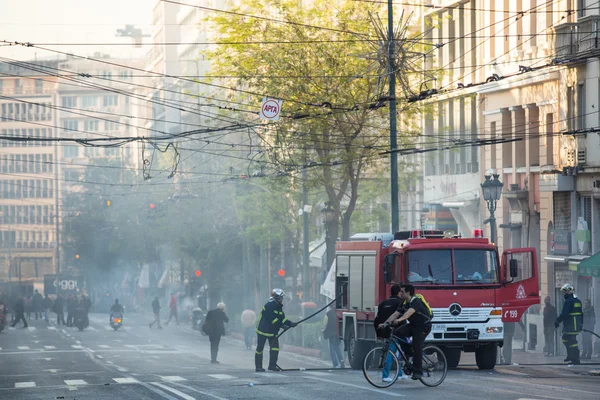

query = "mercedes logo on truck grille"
(449, 303), (462, 316)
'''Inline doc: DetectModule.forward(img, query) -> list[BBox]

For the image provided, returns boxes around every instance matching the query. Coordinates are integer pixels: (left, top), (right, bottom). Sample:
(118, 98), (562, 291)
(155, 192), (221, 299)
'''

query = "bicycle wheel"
(419, 344), (447, 387)
(362, 346), (400, 388)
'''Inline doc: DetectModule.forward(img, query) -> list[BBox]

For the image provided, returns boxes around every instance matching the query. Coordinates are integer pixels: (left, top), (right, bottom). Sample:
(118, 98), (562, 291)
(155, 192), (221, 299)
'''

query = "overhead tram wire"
(350, 0), (594, 13)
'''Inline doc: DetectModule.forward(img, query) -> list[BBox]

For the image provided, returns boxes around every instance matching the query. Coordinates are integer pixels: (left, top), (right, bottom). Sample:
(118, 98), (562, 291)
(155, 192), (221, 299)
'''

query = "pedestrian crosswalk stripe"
(71, 345), (83, 349)
(64, 380), (88, 385)
(15, 382), (36, 388)
(44, 346), (56, 349)
(87, 326), (97, 331)
(27, 327), (36, 331)
(47, 326), (57, 330)
(159, 376), (187, 382)
(113, 378), (139, 384)
(208, 374), (236, 380)
(304, 371), (332, 377)
(97, 345), (110, 348)
(17, 346), (30, 350)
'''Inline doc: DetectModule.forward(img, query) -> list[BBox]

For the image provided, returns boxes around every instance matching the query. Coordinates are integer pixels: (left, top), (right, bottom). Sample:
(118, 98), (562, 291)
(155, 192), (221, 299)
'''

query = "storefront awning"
(544, 256), (568, 263)
(577, 251), (600, 277)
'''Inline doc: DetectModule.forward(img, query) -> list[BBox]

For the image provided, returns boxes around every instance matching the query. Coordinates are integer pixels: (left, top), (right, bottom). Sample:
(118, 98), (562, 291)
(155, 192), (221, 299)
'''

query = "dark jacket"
(556, 294), (583, 333)
(42, 296), (53, 310)
(256, 299), (292, 337)
(543, 303), (556, 327)
(54, 296), (64, 313)
(323, 308), (338, 339)
(152, 299), (161, 314)
(67, 297), (77, 313)
(14, 298), (25, 314)
(374, 296), (403, 331)
(583, 306), (595, 330)
(204, 308), (229, 337)
(32, 293), (43, 309)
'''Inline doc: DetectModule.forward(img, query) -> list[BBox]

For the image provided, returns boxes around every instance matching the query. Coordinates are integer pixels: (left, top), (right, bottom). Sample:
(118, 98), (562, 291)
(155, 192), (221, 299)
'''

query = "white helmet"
(560, 283), (574, 293)
(271, 288), (285, 303)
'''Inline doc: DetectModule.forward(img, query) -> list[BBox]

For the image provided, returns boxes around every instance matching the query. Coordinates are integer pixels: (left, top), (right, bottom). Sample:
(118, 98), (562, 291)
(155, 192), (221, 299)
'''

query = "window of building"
(14, 79), (21, 94)
(82, 96), (97, 107)
(104, 120), (119, 131)
(63, 146), (79, 158)
(84, 120), (99, 131)
(35, 79), (43, 94)
(63, 120), (78, 132)
(103, 95), (118, 107)
(62, 96), (77, 108)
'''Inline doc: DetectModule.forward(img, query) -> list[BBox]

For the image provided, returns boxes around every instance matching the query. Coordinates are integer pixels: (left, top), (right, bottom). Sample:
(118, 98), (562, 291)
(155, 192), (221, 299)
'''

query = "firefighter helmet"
(271, 288), (285, 303)
(560, 283), (574, 293)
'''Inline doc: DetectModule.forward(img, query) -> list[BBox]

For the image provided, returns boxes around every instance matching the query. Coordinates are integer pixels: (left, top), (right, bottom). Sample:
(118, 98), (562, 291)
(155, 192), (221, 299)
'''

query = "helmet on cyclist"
(560, 283), (574, 293)
(271, 288), (285, 303)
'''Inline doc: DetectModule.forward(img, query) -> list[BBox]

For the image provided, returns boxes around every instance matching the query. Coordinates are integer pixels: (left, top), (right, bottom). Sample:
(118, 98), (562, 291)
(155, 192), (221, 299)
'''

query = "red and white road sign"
(259, 98), (282, 121)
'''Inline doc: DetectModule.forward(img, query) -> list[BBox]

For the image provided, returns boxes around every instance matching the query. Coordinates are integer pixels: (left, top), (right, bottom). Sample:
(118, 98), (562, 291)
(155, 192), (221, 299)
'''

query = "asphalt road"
(0, 312), (598, 400)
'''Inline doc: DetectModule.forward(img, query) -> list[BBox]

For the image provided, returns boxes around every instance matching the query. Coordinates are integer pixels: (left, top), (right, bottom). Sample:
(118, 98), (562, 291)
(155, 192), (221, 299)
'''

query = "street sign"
(259, 98), (282, 121)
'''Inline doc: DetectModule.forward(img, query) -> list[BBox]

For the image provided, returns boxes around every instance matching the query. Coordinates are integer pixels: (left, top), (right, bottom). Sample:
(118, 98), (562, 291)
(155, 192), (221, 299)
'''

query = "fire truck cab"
(334, 229), (540, 370)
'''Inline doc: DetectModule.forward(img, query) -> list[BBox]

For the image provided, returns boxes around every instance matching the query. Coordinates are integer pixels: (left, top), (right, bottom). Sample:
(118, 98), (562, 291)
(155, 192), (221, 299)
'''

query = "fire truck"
(334, 229), (540, 370)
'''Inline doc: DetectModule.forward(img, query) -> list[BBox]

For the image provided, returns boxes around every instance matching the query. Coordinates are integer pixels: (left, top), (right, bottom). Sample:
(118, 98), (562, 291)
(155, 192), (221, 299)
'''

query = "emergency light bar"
(473, 228), (484, 238)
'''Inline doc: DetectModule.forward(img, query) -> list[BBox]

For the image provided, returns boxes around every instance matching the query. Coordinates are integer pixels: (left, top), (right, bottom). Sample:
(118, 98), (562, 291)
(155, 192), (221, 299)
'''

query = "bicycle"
(362, 325), (447, 388)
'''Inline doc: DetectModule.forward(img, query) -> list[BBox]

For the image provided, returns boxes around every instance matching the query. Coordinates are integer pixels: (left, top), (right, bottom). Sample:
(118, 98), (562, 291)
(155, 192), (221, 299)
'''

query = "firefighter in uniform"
(555, 283), (583, 365)
(255, 289), (297, 372)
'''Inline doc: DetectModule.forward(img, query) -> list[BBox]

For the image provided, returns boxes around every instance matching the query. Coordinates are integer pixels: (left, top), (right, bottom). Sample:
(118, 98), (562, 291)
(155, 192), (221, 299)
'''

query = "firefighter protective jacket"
(556, 293), (583, 334)
(256, 299), (292, 337)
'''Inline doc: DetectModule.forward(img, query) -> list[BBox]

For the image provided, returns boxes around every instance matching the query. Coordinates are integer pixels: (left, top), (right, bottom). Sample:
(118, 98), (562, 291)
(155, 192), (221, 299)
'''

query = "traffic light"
(75, 254), (80, 259)
(277, 269), (285, 277)
(149, 203), (155, 209)
(194, 270), (201, 277)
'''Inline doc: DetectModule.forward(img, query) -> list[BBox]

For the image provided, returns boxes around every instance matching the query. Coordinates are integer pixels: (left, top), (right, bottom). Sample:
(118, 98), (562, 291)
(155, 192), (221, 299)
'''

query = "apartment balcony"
(577, 15), (600, 54)
(552, 22), (579, 59)
(553, 16), (600, 59)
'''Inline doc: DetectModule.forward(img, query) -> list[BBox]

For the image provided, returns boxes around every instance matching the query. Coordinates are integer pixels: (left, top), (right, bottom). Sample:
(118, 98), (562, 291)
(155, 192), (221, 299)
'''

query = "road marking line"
(170, 382), (230, 400)
(96, 355), (104, 359)
(304, 376), (405, 397)
(33, 340), (40, 343)
(0, 347), (2, 350)
(207, 374), (235, 380)
(97, 345), (110, 348)
(44, 346), (56, 350)
(87, 327), (97, 331)
(17, 346), (30, 350)
(48, 369), (58, 373)
(113, 378), (139, 384)
(8, 327), (15, 330)
(118, 367), (128, 372)
(64, 379), (88, 386)
(150, 382), (195, 400)
(15, 382), (36, 388)
(75, 341), (82, 344)
(27, 327), (36, 331)
(47, 326), (57, 330)
(303, 371), (332, 377)
(71, 345), (83, 349)
(159, 376), (187, 382)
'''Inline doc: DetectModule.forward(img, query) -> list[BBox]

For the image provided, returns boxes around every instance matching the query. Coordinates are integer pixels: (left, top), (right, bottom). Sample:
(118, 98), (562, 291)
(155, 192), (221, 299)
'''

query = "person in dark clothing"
(555, 283), (583, 364)
(66, 295), (77, 327)
(149, 297), (162, 329)
(582, 299), (596, 359)
(380, 284), (433, 380)
(42, 294), (53, 323)
(32, 290), (43, 320)
(374, 285), (407, 382)
(54, 294), (65, 325)
(255, 289), (297, 372)
(25, 295), (32, 319)
(11, 296), (28, 328)
(543, 296), (557, 356)
(323, 307), (344, 368)
(203, 302), (229, 364)
(110, 299), (124, 324)
(81, 295), (92, 327)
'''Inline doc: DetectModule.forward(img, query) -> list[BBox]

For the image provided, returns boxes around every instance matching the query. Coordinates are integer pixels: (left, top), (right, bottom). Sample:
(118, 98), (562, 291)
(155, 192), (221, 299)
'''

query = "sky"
(0, 0), (153, 61)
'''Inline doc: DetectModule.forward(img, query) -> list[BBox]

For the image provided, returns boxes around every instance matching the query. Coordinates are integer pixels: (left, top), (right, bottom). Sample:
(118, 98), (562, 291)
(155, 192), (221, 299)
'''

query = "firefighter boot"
(268, 348), (280, 371)
(568, 347), (580, 365)
(255, 352), (265, 372)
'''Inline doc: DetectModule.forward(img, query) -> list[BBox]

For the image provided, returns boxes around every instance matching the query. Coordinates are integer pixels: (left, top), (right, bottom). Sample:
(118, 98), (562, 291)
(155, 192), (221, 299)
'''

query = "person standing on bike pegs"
(374, 284), (409, 382)
(380, 284), (433, 380)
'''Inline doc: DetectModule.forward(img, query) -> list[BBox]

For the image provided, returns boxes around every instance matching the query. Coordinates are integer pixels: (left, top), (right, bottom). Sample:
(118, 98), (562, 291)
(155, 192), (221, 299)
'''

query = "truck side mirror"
(383, 253), (395, 284)
(509, 259), (518, 278)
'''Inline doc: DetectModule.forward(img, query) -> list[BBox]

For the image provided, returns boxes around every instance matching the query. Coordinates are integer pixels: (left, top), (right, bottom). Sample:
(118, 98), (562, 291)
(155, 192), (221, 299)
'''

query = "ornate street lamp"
(481, 174), (503, 244)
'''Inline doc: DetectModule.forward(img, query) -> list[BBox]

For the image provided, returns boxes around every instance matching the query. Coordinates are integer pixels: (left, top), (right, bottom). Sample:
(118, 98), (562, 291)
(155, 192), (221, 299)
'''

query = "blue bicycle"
(362, 325), (447, 388)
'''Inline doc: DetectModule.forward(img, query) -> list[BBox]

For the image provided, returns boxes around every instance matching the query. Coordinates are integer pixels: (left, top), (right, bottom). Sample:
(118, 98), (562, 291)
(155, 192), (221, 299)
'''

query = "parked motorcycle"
(191, 307), (204, 331)
(110, 312), (123, 331)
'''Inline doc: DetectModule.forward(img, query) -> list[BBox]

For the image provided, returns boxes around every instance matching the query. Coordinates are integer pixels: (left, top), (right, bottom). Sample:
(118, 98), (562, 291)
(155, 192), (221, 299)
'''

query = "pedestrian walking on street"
(203, 302), (229, 364)
(582, 299), (595, 359)
(32, 290), (43, 320)
(165, 293), (179, 325)
(255, 289), (297, 372)
(374, 284), (407, 382)
(10, 296), (28, 328)
(149, 296), (162, 329)
(66, 294), (77, 327)
(500, 322), (515, 364)
(42, 294), (52, 323)
(54, 294), (66, 325)
(555, 283), (583, 365)
(82, 294), (92, 328)
(323, 307), (345, 369)
(241, 309), (256, 350)
(25, 295), (32, 319)
(543, 296), (557, 356)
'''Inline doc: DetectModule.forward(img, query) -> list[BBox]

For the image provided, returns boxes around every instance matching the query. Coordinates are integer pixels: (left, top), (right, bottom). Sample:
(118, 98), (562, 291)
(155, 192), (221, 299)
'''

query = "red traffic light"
(149, 203), (155, 209)
(195, 270), (201, 277)
(277, 269), (285, 277)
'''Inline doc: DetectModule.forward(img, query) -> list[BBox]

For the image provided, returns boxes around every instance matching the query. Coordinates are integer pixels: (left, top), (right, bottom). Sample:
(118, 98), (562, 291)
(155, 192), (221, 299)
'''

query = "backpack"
(413, 294), (434, 321)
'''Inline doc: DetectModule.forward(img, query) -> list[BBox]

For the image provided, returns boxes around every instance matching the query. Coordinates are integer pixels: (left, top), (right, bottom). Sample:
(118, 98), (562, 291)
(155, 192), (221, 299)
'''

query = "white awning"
(310, 242), (327, 268)
(544, 256), (568, 263)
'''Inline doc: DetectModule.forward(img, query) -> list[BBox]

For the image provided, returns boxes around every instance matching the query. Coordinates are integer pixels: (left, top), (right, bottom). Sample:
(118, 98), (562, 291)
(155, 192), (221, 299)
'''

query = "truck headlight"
(486, 327), (503, 333)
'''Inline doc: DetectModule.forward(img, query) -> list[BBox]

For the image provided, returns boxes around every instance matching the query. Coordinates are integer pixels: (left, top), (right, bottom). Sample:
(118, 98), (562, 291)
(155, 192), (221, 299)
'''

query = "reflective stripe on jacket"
(556, 294), (583, 333)
(256, 299), (291, 336)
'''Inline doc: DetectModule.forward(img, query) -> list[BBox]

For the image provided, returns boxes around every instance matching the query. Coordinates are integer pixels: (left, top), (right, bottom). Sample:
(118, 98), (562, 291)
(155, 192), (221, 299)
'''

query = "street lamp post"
(481, 174), (504, 244)
(321, 202), (336, 299)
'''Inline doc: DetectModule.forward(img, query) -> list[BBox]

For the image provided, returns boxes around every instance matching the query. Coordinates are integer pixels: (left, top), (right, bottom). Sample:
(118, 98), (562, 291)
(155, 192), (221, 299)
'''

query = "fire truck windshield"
(406, 249), (499, 285)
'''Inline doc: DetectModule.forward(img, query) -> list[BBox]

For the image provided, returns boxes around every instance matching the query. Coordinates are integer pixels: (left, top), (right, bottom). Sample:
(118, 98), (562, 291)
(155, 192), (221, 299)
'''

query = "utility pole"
(302, 167), (310, 302)
(388, 0), (399, 233)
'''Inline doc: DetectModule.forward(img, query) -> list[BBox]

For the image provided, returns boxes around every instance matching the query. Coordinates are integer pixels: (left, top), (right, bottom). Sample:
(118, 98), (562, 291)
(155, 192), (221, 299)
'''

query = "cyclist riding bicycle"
(379, 284), (433, 380)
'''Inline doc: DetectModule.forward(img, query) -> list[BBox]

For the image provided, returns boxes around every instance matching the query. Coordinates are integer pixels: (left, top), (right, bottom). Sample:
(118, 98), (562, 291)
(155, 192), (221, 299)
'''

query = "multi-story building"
(412, 0), (599, 355)
(0, 61), (60, 292)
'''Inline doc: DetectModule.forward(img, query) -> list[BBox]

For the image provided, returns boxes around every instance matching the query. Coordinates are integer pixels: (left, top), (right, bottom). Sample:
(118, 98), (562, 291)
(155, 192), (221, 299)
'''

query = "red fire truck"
(334, 229), (540, 370)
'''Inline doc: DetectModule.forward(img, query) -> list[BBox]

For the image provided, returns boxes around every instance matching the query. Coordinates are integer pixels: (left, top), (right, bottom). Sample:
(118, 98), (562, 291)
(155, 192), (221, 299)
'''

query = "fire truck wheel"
(346, 329), (369, 370)
(475, 344), (497, 370)
(442, 347), (461, 368)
